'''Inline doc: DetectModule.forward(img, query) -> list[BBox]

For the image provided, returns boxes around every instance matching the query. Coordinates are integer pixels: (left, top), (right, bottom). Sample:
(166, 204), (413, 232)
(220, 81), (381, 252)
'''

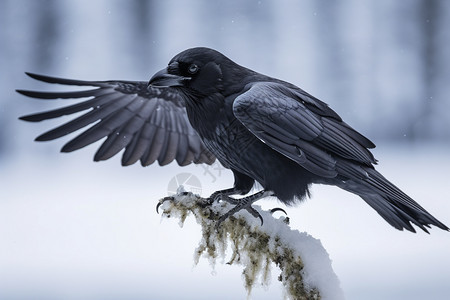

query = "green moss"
(159, 193), (321, 300)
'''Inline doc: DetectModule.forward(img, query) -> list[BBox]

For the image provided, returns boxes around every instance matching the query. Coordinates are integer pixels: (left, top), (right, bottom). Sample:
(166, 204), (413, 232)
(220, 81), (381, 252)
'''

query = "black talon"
(270, 207), (287, 216)
(156, 196), (174, 214)
(247, 206), (264, 226)
(156, 202), (162, 214)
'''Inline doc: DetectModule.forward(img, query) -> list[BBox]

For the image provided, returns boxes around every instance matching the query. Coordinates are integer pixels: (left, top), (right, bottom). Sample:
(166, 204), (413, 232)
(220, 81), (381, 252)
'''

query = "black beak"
(148, 68), (189, 87)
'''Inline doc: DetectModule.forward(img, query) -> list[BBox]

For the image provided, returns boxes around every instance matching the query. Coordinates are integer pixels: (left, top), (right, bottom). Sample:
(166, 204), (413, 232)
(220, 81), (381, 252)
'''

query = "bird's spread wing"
(233, 82), (376, 178)
(18, 72), (215, 166)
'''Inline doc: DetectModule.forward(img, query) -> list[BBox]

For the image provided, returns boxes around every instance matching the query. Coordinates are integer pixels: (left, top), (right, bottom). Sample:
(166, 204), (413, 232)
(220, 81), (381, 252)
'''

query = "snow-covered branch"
(157, 189), (344, 300)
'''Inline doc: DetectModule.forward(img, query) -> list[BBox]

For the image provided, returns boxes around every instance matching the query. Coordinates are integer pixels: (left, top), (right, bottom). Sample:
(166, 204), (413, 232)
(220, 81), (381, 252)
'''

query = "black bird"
(18, 47), (448, 233)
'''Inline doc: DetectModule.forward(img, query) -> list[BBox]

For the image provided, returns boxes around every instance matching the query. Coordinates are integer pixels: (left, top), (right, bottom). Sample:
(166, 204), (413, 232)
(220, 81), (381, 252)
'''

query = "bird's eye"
(188, 64), (199, 74)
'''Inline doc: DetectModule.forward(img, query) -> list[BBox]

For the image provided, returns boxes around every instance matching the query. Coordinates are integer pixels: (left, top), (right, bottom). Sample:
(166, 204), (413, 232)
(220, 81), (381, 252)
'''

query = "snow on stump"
(157, 189), (344, 300)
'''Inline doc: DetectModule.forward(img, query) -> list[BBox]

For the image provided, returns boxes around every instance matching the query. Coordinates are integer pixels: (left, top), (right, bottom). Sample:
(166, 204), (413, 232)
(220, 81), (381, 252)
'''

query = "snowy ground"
(1, 142), (449, 299)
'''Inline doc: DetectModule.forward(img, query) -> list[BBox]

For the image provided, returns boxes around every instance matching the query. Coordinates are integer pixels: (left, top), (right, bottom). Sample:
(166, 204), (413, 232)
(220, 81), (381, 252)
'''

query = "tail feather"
(337, 162), (449, 233)
(360, 194), (428, 233)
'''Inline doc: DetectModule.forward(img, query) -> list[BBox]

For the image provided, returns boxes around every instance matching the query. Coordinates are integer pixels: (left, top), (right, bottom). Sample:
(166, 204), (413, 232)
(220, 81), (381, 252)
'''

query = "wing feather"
(142, 127), (166, 166)
(233, 82), (375, 177)
(18, 72), (215, 166)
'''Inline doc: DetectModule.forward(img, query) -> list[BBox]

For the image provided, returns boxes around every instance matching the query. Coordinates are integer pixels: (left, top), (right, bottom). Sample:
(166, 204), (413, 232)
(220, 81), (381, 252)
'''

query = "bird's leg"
(205, 170), (255, 206)
(216, 190), (274, 229)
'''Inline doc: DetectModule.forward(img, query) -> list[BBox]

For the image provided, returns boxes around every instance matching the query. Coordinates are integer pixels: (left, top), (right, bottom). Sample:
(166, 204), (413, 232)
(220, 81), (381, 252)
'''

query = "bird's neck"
(184, 92), (234, 140)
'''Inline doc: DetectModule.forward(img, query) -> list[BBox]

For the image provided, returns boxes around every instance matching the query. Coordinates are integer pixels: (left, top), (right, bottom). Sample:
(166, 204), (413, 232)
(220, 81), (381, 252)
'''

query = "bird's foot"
(205, 187), (241, 206)
(215, 190), (273, 230)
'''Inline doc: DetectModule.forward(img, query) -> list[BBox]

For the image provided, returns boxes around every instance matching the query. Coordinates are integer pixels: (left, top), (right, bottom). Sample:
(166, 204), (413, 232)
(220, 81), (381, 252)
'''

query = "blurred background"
(1, 0), (449, 299)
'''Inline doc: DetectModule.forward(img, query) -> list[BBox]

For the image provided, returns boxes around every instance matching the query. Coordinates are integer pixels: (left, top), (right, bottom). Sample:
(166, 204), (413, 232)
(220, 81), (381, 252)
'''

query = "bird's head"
(149, 47), (241, 96)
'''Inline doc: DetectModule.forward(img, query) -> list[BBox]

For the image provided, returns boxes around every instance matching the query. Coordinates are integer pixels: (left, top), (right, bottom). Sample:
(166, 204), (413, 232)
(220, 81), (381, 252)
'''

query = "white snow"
(158, 189), (344, 299)
(1, 144), (449, 300)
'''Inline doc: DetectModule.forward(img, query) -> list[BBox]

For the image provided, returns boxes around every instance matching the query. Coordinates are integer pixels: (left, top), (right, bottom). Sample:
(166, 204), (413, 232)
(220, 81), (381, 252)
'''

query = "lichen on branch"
(158, 190), (343, 300)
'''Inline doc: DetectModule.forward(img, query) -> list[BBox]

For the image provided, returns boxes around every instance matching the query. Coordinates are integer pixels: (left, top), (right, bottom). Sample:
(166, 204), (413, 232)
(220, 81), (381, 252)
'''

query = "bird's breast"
(185, 93), (262, 170)
(202, 121), (261, 167)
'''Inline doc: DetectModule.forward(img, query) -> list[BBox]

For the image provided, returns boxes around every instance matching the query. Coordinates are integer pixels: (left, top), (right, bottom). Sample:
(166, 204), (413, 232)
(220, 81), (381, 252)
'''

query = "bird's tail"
(336, 163), (449, 233)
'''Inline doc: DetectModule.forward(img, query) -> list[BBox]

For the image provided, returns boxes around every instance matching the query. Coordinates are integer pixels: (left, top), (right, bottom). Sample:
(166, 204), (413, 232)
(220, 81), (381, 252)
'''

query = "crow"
(17, 47), (448, 233)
